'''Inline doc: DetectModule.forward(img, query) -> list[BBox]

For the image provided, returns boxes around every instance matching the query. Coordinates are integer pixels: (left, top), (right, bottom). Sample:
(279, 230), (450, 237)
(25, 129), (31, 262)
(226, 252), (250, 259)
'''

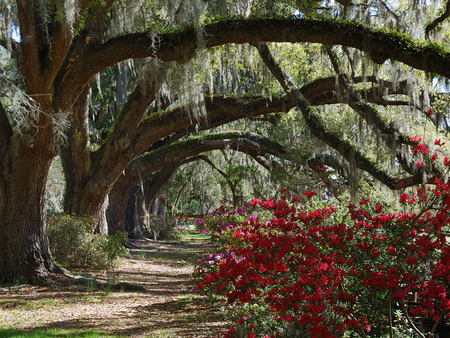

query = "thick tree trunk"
(60, 88), (111, 234)
(107, 182), (136, 235)
(107, 168), (175, 237)
(0, 138), (57, 284)
(63, 188), (110, 234)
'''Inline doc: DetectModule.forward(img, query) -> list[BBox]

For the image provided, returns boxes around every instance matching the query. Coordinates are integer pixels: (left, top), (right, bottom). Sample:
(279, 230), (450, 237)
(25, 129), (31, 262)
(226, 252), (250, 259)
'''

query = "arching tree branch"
(256, 42), (423, 190)
(325, 46), (443, 180)
(58, 17), (450, 105)
(118, 131), (286, 190)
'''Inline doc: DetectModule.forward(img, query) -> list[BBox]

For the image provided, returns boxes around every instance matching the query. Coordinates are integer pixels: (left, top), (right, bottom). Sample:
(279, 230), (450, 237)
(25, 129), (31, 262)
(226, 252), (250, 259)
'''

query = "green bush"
(141, 215), (181, 240)
(48, 215), (128, 270)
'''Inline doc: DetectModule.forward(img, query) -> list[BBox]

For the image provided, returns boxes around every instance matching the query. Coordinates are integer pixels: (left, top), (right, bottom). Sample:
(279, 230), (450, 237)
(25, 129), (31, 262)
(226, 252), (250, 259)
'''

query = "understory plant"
(195, 141), (450, 337)
(48, 215), (128, 270)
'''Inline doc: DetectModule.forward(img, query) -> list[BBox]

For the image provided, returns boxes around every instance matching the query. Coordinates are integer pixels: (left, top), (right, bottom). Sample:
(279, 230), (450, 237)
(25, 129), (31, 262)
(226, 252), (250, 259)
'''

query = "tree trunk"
(107, 168), (175, 237)
(60, 87), (110, 234)
(0, 137), (58, 284)
(63, 187), (110, 234)
(107, 181), (136, 235)
(124, 189), (142, 239)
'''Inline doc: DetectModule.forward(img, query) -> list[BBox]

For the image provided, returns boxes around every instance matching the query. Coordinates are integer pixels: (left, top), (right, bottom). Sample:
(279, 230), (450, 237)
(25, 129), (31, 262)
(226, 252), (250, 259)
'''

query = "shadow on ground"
(0, 234), (227, 337)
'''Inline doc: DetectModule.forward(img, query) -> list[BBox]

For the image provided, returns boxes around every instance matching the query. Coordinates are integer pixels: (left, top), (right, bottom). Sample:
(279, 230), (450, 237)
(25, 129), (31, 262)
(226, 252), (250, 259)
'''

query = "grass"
(169, 296), (193, 310)
(0, 328), (119, 337)
(145, 328), (175, 338)
(180, 230), (211, 241)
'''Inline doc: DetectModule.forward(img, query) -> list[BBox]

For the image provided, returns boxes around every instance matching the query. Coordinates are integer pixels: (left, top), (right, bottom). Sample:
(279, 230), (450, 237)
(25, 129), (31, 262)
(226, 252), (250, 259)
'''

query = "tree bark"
(124, 188), (143, 239)
(60, 18), (450, 102)
(0, 132), (58, 284)
(60, 87), (110, 233)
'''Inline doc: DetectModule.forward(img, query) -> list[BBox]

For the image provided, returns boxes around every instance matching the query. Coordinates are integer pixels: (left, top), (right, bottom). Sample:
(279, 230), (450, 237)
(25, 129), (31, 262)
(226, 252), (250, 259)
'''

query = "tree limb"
(16, 0), (43, 91)
(58, 17), (450, 104)
(325, 46), (443, 180)
(425, 0), (450, 37)
(256, 42), (422, 190)
(134, 76), (410, 155)
(121, 131), (286, 188)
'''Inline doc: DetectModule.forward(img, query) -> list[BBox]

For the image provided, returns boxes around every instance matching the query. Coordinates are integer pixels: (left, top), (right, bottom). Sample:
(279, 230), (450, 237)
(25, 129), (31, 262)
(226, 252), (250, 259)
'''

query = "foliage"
(48, 215), (128, 270)
(195, 157), (450, 336)
(141, 214), (183, 240)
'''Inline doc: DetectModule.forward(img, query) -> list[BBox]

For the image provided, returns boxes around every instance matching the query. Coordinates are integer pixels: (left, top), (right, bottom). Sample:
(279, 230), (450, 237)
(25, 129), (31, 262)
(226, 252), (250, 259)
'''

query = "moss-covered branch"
(256, 42), (423, 190)
(119, 131), (286, 190)
(59, 17), (450, 104)
(425, 0), (450, 37)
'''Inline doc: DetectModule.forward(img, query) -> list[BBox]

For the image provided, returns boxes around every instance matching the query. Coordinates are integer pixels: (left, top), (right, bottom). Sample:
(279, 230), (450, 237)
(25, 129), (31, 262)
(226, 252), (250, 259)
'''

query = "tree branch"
(16, 0), (43, 91)
(121, 131), (286, 188)
(96, 62), (169, 164)
(134, 76), (410, 156)
(325, 46), (443, 180)
(58, 17), (450, 104)
(256, 42), (422, 190)
(425, 0), (450, 37)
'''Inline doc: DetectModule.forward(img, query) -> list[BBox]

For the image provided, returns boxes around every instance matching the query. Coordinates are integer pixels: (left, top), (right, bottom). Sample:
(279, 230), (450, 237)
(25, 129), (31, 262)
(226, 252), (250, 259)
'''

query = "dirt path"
(0, 234), (227, 337)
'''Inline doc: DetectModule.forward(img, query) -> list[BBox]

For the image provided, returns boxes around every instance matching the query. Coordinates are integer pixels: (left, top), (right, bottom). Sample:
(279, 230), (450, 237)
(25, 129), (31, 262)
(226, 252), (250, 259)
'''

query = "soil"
(0, 234), (227, 337)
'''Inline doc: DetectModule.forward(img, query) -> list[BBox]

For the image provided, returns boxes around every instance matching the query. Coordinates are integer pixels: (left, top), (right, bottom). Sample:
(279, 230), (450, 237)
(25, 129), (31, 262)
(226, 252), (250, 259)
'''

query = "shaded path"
(0, 234), (226, 337)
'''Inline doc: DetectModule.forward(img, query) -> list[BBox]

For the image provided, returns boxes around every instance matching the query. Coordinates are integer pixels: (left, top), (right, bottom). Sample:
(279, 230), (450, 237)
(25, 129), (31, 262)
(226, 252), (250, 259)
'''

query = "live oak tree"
(1, 0), (450, 283)
(106, 131), (286, 235)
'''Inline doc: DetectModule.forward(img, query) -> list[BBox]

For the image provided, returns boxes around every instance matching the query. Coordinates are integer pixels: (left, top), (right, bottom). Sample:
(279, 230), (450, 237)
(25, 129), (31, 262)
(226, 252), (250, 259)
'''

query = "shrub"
(48, 215), (128, 270)
(141, 214), (181, 240)
(196, 184), (450, 337)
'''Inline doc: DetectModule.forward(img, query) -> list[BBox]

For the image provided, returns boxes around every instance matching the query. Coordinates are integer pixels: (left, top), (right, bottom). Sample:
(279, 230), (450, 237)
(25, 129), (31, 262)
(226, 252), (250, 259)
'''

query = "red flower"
(410, 136), (423, 143)
(412, 143), (429, 155)
(388, 247), (397, 254)
(427, 108), (433, 115)
(434, 139), (446, 146)
(405, 256), (418, 265)
(416, 160), (423, 167)
(303, 191), (317, 198)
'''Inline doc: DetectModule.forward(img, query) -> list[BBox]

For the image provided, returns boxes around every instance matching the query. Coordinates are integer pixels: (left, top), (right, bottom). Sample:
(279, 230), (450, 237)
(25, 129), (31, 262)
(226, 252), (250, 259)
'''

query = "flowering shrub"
(196, 184), (449, 336)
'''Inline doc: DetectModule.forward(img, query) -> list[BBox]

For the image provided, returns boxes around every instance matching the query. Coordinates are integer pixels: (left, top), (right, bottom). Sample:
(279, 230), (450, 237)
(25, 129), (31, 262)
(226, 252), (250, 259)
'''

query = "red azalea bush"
(196, 182), (449, 337)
